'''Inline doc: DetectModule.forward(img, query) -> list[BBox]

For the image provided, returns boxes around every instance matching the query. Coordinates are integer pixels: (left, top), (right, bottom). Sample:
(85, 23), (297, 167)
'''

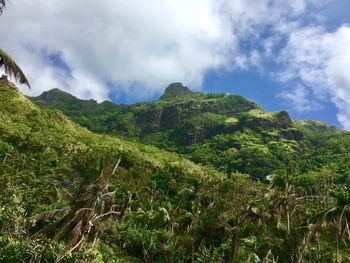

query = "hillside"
(0, 79), (223, 262)
(2, 79), (350, 261)
(30, 83), (346, 179)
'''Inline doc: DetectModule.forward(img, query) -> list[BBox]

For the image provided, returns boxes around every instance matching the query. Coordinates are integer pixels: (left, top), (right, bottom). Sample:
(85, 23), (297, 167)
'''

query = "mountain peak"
(37, 88), (77, 103)
(160, 82), (194, 100)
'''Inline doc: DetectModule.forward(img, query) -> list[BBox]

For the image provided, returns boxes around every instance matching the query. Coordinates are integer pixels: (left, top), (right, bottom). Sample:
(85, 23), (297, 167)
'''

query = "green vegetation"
(2, 79), (350, 262)
(31, 85), (309, 179)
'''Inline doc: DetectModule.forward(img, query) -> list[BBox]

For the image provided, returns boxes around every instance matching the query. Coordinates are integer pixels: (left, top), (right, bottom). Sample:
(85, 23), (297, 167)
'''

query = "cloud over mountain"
(1, 0), (315, 101)
(2, 0), (350, 129)
(279, 25), (350, 129)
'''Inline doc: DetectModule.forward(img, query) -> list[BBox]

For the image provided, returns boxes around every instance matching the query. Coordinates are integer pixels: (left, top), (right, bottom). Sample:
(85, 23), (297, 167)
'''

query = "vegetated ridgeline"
(31, 82), (346, 179)
(2, 78), (350, 262)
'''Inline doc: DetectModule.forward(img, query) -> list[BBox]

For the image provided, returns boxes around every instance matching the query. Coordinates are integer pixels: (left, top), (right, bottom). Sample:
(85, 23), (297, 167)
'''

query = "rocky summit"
(159, 82), (196, 99)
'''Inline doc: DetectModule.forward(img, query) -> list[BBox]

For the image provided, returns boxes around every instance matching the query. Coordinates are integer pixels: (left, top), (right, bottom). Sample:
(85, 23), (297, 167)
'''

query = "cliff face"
(31, 85), (261, 140)
(29, 83), (346, 178)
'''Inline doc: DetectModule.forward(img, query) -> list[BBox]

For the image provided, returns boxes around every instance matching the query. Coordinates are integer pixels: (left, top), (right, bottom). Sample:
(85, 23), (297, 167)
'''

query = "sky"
(1, 0), (350, 129)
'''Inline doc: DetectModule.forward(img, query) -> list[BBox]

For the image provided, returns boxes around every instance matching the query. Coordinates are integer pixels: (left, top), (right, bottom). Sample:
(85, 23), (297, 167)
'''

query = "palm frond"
(0, 48), (31, 89)
(33, 211), (74, 239)
(32, 208), (68, 224)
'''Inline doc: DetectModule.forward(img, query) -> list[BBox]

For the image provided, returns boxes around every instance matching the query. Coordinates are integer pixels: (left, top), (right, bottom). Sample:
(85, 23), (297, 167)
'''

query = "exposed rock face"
(239, 110), (293, 131)
(160, 82), (194, 100)
(160, 105), (181, 129)
(136, 107), (163, 130)
(279, 129), (304, 141)
(136, 105), (182, 132)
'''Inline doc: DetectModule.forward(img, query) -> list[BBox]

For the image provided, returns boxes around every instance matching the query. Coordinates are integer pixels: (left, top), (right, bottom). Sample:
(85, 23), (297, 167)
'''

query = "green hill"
(31, 84), (316, 179)
(29, 83), (350, 186)
(0, 79), (223, 262)
(2, 79), (350, 262)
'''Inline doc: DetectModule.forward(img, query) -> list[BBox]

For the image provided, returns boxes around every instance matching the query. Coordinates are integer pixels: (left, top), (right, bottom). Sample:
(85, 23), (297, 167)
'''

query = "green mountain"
(3, 79), (350, 262)
(31, 83), (346, 179)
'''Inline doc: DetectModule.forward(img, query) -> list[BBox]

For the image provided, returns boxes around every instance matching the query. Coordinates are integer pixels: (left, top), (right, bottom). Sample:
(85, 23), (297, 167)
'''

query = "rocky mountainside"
(30, 82), (347, 179)
(31, 82), (303, 140)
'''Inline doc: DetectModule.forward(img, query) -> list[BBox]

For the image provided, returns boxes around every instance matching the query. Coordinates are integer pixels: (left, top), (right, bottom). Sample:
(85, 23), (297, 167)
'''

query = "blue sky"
(1, 0), (350, 129)
(204, 0), (349, 127)
(109, 0), (350, 128)
(202, 66), (341, 126)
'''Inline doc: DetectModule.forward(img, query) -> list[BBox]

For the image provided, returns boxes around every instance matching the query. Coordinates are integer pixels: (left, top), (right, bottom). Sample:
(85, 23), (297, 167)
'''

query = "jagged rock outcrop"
(160, 82), (195, 100)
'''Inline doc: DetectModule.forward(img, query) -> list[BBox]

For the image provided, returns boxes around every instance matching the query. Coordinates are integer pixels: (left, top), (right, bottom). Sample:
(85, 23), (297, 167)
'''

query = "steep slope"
(0, 79), (223, 261)
(31, 83), (312, 178)
(1, 79), (221, 202)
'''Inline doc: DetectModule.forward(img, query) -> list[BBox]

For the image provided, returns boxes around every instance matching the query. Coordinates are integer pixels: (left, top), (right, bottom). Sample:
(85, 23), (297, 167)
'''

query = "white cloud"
(278, 25), (350, 129)
(278, 84), (322, 112)
(0, 0), (315, 101)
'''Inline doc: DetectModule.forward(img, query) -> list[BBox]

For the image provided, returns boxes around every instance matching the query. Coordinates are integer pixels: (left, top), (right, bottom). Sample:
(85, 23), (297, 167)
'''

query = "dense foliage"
(31, 85), (318, 180)
(31, 84), (348, 180)
(2, 80), (350, 262)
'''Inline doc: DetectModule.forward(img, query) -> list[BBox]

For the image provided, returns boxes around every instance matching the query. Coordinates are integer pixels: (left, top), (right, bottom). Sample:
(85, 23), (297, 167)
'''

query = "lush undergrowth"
(2, 80), (350, 262)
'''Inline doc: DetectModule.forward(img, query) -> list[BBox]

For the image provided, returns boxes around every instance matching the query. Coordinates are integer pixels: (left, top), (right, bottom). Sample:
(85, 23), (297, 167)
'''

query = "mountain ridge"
(31, 86), (344, 144)
(29, 83), (346, 179)
(32, 86), (343, 134)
